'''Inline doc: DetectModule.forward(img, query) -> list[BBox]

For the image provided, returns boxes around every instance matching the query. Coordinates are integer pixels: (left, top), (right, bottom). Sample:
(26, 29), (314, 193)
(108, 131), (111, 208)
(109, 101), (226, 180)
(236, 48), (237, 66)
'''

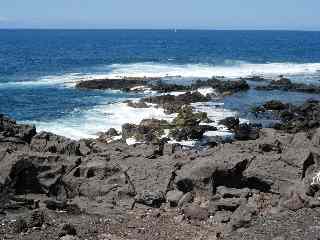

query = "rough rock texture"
(2, 112), (320, 239)
(256, 77), (320, 93)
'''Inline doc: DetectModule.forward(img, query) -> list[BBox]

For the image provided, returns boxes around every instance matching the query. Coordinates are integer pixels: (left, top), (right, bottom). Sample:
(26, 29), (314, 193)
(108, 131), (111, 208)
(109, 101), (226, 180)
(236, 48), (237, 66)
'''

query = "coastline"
(2, 75), (320, 239)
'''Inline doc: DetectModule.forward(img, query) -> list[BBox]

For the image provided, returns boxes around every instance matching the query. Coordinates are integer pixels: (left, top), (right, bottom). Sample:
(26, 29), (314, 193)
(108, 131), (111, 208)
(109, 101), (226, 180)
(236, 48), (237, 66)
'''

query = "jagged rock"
(166, 190), (184, 207)
(256, 77), (320, 93)
(0, 114), (36, 144)
(229, 203), (257, 230)
(76, 78), (149, 90)
(263, 100), (288, 111)
(142, 92), (210, 114)
(234, 123), (260, 140)
(214, 210), (232, 223)
(135, 190), (165, 208)
(59, 223), (77, 237)
(30, 132), (81, 156)
(219, 117), (239, 130)
(192, 78), (250, 94)
(127, 101), (149, 108)
(177, 192), (193, 208)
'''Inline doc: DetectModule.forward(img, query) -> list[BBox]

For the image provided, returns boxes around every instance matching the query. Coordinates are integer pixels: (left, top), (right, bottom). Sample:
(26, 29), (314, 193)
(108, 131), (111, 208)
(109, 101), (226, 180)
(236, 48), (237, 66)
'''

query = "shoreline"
(2, 76), (320, 239)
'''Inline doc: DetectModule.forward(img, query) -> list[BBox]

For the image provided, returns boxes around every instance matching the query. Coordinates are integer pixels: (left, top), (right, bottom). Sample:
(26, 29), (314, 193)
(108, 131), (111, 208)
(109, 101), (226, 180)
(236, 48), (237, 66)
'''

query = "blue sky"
(0, 0), (319, 30)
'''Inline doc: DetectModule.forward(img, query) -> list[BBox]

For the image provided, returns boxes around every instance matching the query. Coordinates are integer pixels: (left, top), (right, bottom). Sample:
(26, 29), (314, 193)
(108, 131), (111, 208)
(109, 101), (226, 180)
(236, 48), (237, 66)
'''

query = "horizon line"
(0, 27), (319, 32)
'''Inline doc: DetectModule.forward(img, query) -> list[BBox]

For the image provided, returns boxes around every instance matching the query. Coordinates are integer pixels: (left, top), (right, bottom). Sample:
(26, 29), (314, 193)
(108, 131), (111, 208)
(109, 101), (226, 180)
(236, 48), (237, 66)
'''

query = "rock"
(241, 76), (269, 82)
(28, 209), (48, 228)
(256, 77), (320, 93)
(142, 92), (210, 114)
(174, 214), (185, 224)
(13, 216), (28, 233)
(59, 223), (77, 237)
(76, 78), (149, 90)
(170, 127), (206, 141)
(0, 114), (36, 144)
(214, 210), (232, 223)
(135, 190), (165, 208)
(30, 131), (81, 156)
(151, 82), (191, 93)
(216, 186), (251, 198)
(166, 190), (184, 207)
(105, 128), (119, 137)
(169, 106), (211, 140)
(177, 192), (193, 208)
(210, 198), (246, 212)
(121, 119), (169, 142)
(219, 117), (239, 130)
(276, 100), (320, 133)
(192, 78), (250, 94)
(127, 101), (149, 108)
(280, 189), (306, 211)
(183, 204), (208, 220)
(263, 100), (288, 111)
(234, 123), (260, 140)
(229, 203), (256, 230)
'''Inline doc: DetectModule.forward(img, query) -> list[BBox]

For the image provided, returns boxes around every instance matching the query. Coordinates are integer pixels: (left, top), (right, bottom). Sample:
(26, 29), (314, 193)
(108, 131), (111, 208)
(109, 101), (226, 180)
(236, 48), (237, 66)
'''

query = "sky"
(0, 0), (319, 30)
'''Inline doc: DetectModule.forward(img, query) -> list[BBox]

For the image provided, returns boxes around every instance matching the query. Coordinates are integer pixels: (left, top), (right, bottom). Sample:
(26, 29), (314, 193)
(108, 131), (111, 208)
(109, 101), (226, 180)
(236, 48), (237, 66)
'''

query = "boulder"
(166, 190), (184, 207)
(0, 114), (36, 144)
(219, 117), (240, 130)
(234, 123), (260, 141)
(263, 100), (288, 111)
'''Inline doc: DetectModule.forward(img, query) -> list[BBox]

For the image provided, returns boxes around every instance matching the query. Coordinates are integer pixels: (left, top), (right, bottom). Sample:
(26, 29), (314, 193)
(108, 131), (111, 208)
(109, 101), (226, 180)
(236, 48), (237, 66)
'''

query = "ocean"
(1, 29), (320, 139)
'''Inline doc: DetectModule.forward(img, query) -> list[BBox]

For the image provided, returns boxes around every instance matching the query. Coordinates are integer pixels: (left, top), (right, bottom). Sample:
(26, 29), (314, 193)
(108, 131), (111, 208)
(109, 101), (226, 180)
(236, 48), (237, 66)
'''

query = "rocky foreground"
(2, 97), (320, 240)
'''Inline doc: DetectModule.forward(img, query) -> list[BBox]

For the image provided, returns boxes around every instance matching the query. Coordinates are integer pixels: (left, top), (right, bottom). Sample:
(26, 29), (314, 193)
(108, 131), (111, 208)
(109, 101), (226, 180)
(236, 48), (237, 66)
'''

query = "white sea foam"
(105, 62), (320, 79)
(26, 102), (177, 140)
(2, 61), (320, 88)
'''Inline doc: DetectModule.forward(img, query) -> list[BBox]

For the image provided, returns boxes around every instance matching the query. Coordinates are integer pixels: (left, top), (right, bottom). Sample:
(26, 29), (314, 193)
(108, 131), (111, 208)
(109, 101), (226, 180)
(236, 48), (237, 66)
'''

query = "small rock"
(59, 223), (77, 237)
(174, 215), (185, 224)
(166, 190), (184, 207)
(177, 192), (193, 208)
(214, 210), (232, 223)
(183, 204), (208, 220)
(216, 186), (251, 198)
(135, 190), (165, 208)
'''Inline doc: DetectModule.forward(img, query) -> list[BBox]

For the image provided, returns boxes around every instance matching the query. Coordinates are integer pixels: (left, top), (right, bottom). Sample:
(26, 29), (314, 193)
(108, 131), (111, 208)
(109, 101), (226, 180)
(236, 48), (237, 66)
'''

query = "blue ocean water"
(1, 30), (320, 139)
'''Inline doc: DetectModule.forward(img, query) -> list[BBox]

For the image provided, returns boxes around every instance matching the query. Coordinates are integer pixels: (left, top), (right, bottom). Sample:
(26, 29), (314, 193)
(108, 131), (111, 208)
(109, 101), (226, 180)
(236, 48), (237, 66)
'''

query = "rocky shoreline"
(2, 77), (320, 239)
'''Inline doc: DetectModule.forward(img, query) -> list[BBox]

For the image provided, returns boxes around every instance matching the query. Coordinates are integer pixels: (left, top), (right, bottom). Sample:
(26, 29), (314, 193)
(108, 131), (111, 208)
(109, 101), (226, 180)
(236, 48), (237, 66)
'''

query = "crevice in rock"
(9, 159), (44, 194)
(211, 159), (271, 193)
(302, 152), (315, 179)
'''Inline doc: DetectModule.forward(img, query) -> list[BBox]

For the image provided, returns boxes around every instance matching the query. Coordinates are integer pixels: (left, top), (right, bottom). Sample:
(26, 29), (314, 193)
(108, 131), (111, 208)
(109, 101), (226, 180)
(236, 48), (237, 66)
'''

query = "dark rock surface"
(142, 91), (210, 114)
(256, 77), (320, 93)
(76, 78), (149, 91)
(192, 78), (250, 94)
(2, 111), (320, 239)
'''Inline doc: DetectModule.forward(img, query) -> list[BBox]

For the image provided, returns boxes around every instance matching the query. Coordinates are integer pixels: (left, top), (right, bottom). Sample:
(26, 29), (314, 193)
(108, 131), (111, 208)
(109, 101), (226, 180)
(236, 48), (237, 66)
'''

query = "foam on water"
(24, 98), (239, 143)
(105, 62), (320, 79)
(26, 102), (177, 140)
(2, 61), (320, 88)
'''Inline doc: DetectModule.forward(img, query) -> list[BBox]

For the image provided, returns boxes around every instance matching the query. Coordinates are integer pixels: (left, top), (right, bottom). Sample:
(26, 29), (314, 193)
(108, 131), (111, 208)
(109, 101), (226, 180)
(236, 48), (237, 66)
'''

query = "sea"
(1, 29), (320, 139)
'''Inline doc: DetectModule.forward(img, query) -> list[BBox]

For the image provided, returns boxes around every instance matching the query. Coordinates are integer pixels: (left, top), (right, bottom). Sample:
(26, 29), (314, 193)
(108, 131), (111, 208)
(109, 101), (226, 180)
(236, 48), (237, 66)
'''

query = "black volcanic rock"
(0, 114), (36, 144)
(76, 78), (149, 90)
(256, 77), (320, 93)
(192, 78), (250, 94)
